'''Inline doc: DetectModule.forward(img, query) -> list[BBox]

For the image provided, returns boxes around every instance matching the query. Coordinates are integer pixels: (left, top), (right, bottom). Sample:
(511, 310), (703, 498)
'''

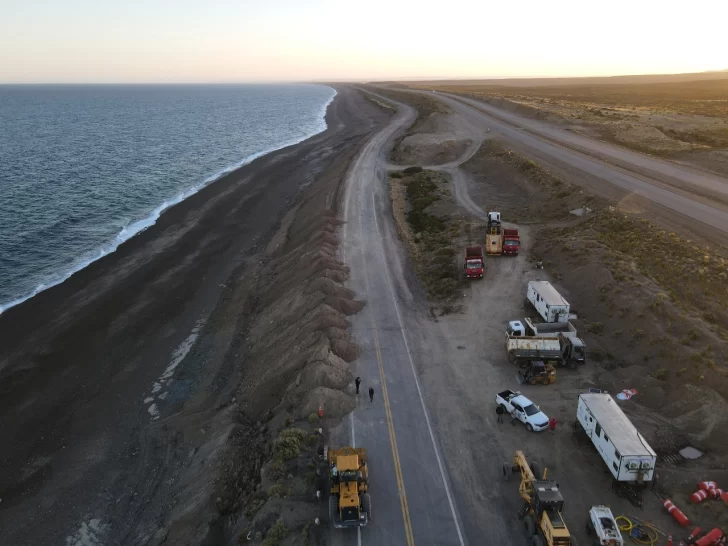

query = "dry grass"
(412, 79), (728, 118)
(389, 170), (464, 299)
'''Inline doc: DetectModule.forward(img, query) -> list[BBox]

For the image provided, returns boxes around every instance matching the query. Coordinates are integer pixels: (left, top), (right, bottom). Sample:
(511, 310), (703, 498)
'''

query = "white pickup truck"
(495, 390), (550, 432)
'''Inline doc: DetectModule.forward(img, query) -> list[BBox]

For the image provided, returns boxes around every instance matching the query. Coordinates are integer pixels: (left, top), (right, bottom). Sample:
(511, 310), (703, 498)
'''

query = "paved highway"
(331, 96), (467, 546)
(427, 92), (728, 238)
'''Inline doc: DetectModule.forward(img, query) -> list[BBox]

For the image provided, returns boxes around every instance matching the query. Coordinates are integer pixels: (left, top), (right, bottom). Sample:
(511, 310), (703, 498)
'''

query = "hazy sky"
(1, 0), (726, 83)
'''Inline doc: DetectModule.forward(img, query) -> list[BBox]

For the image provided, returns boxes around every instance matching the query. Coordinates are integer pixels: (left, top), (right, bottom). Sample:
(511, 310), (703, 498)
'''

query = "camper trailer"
(576, 393), (656, 484)
(526, 281), (570, 323)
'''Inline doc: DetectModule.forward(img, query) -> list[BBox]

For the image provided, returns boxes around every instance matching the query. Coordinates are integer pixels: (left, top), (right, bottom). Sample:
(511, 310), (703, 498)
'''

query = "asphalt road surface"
(426, 91), (728, 240)
(330, 96), (468, 546)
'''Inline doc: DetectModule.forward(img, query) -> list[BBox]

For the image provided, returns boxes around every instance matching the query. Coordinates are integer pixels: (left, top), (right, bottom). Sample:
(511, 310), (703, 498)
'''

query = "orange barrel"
(690, 489), (708, 504)
(710, 488), (724, 498)
(691, 490), (709, 504)
(698, 481), (718, 491)
(693, 528), (723, 546)
(687, 528), (703, 542)
(663, 499), (690, 526)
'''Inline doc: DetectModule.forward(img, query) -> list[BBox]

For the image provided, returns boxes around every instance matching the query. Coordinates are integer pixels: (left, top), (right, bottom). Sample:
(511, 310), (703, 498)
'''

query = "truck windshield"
(523, 404), (540, 416)
(504, 240), (517, 246)
(466, 260), (482, 268)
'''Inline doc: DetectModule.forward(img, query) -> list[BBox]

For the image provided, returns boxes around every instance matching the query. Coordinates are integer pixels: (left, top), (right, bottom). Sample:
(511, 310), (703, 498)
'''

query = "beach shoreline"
(0, 85), (337, 314)
(0, 85), (389, 545)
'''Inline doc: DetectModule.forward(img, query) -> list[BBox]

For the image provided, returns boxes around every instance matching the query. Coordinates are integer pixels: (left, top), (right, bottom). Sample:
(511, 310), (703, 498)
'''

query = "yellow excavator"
(326, 446), (370, 528)
(502, 450), (576, 546)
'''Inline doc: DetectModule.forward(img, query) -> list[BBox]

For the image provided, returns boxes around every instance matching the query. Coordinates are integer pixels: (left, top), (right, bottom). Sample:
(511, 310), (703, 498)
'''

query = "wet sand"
(0, 85), (388, 545)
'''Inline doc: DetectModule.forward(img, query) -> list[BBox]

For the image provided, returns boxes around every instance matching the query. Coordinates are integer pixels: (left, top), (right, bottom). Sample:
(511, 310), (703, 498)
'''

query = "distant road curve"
(410, 90), (728, 239)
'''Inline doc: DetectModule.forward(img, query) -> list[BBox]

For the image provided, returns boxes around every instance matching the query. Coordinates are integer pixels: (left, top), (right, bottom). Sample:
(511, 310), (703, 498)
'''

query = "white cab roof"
(579, 393), (656, 457)
(529, 281), (570, 306)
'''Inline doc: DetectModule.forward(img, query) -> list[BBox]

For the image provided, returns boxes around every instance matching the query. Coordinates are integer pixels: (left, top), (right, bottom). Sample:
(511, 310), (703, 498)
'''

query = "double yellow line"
(369, 311), (416, 546)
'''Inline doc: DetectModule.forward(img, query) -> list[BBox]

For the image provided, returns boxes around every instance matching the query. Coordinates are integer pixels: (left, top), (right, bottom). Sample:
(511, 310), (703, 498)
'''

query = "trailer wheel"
(502, 463), (511, 481)
(531, 536), (544, 546)
(523, 515), (535, 537)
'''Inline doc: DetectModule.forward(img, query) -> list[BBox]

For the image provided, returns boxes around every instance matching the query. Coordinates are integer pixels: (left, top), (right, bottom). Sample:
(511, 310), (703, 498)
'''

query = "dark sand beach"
(0, 86), (389, 545)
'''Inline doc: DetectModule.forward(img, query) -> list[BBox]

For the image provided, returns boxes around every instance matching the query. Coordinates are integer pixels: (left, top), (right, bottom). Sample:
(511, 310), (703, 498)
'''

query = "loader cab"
(533, 481), (567, 528)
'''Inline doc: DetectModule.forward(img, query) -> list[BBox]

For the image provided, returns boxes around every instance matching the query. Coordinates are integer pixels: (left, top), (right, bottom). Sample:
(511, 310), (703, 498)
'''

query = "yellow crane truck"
(326, 445), (371, 528)
(502, 450), (576, 546)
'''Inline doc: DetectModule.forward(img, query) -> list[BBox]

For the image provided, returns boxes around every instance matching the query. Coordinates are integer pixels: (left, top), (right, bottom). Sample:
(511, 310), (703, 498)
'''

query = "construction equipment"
(486, 211), (503, 255)
(502, 450), (574, 546)
(464, 246), (485, 279)
(520, 361), (556, 385)
(326, 446), (370, 528)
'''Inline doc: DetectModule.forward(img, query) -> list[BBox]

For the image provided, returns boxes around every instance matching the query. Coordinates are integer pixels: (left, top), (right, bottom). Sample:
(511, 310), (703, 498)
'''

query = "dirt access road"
(417, 91), (728, 243)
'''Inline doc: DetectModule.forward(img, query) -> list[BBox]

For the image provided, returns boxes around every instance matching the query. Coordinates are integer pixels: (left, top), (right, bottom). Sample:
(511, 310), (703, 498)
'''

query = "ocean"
(0, 83), (336, 312)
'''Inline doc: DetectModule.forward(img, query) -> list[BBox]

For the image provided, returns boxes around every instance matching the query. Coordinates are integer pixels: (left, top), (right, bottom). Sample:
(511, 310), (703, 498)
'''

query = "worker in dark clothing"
(496, 405), (504, 424)
(355, 377), (361, 394)
(368, 387), (374, 402)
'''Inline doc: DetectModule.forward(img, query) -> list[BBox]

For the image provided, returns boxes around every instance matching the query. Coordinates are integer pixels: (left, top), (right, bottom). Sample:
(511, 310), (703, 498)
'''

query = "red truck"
(465, 246), (484, 278)
(502, 228), (520, 255)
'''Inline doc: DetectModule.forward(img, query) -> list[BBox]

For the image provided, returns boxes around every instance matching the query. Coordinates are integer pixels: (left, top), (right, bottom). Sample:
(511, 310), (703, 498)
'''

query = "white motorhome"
(527, 281), (570, 323)
(577, 393), (656, 483)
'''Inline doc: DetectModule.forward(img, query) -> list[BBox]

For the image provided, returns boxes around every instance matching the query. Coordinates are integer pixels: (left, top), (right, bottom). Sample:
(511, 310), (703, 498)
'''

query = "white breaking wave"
(0, 85), (337, 315)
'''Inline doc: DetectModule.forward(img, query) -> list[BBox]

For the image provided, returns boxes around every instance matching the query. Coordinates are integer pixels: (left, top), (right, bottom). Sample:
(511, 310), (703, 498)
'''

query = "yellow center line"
(369, 310), (416, 546)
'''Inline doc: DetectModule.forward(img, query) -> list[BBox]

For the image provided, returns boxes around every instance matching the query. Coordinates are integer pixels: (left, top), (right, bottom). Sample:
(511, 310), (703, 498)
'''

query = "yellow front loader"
(326, 446), (370, 528)
(502, 450), (576, 546)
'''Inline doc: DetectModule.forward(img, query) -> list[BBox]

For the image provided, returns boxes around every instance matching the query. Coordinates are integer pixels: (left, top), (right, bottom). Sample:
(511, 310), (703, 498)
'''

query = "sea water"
(0, 84), (336, 312)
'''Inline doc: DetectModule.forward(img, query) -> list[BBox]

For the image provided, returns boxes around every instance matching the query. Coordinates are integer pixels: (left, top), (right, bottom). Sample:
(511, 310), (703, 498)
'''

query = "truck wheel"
(526, 424), (534, 432)
(502, 463), (511, 481)
(508, 351), (517, 364)
(529, 377), (538, 385)
(529, 461), (542, 480)
(541, 376), (551, 386)
(362, 492), (371, 520)
(329, 495), (337, 523)
(532, 535), (544, 546)
(524, 515), (535, 537)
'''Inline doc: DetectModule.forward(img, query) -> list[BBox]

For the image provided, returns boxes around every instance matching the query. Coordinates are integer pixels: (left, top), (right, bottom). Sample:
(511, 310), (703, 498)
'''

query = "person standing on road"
(496, 405), (504, 424)
(368, 387), (374, 403)
(355, 377), (361, 394)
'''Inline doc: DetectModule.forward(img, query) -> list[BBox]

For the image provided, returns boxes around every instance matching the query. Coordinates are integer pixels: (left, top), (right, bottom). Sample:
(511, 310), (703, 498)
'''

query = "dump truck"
(485, 211), (503, 255)
(505, 331), (563, 367)
(502, 450), (574, 546)
(527, 281), (570, 323)
(511, 318), (587, 367)
(326, 446), (370, 528)
(464, 246), (484, 279)
(502, 228), (520, 255)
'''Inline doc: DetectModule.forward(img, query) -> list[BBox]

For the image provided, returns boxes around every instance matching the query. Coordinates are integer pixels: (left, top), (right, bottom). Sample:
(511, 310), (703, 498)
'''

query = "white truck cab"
(587, 505), (624, 546)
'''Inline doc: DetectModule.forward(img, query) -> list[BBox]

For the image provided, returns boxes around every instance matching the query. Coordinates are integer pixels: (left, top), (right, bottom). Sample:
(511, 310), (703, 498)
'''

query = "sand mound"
(294, 386), (355, 420)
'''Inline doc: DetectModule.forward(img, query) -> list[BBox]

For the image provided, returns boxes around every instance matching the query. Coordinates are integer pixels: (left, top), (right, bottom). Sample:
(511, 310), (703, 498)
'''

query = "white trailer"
(577, 393), (656, 483)
(527, 281), (570, 323)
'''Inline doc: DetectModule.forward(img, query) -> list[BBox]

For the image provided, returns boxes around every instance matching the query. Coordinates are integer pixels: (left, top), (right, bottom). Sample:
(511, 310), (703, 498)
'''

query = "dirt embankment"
(411, 79), (728, 175)
(366, 87), (474, 166)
